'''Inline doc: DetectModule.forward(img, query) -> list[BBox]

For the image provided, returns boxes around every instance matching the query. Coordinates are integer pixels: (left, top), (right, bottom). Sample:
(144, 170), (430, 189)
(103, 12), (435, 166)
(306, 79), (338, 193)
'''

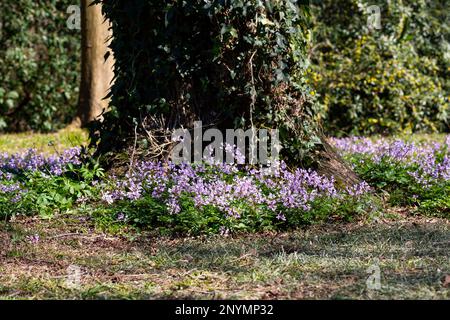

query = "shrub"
(0, 1), (80, 132)
(310, 0), (449, 135)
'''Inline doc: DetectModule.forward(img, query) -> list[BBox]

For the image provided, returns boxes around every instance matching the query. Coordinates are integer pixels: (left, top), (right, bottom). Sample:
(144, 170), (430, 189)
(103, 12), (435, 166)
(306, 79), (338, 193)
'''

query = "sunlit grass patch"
(0, 128), (89, 154)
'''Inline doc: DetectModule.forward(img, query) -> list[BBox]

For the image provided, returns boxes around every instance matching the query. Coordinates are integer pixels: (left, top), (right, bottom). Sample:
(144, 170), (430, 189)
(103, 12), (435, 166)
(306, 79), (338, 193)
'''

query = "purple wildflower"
(26, 234), (40, 244)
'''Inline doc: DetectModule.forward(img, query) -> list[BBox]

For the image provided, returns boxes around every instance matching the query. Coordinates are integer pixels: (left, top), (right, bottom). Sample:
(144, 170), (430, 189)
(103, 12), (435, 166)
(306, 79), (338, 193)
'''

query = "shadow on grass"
(148, 221), (450, 271)
(1, 218), (449, 299)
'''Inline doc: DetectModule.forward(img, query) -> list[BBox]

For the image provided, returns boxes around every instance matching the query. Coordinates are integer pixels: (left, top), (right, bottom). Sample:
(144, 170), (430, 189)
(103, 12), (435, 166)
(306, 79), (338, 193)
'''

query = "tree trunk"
(72, 0), (114, 127)
(315, 134), (361, 187)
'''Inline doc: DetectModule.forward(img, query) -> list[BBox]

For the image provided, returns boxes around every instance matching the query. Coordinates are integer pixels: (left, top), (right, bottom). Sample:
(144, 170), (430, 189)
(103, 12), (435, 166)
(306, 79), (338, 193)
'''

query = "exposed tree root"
(315, 135), (361, 187)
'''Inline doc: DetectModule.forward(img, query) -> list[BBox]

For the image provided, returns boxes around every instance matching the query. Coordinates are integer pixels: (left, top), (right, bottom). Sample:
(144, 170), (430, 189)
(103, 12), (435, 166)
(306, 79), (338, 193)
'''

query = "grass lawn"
(0, 213), (449, 299)
(0, 128), (88, 154)
(0, 130), (449, 300)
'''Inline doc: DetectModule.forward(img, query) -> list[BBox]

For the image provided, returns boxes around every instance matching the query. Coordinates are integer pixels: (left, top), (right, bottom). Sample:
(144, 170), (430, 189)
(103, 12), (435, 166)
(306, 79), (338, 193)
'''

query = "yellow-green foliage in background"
(310, 0), (449, 135)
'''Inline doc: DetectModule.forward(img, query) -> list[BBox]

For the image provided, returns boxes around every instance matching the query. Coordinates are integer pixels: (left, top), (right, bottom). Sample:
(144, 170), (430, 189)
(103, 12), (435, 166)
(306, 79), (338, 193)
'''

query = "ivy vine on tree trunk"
(91, 0), (359, 185)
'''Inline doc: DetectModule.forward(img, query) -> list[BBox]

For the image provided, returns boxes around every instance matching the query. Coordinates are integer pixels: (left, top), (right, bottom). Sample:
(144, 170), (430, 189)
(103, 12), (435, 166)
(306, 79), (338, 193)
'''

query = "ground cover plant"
(0, 139), (374, 235)
(331, 135), (450, 217)
(0, 131), (448, 235)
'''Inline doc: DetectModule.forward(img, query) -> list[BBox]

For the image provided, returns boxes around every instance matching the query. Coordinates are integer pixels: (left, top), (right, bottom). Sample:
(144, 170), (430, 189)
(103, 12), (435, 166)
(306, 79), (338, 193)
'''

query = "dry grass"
(1, 214), (448, 300)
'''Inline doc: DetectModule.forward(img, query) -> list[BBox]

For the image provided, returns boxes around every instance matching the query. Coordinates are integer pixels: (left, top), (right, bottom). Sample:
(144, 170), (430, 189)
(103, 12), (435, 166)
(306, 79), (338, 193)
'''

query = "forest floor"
(0, 129), (449, 300)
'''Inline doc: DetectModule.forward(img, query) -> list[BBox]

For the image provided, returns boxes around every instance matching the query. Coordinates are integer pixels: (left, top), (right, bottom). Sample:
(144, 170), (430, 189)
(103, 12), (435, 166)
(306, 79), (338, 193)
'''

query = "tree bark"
(73, 0), (114, 127)
(315, 134), (361, 187)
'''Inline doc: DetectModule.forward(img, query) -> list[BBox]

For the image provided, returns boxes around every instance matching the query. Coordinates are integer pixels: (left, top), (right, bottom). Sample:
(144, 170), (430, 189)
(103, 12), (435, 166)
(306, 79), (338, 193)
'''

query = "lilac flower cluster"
(102, 160), (371, 218)
(0, 147), (82, 175)
(0, 142), (373, 223)
(0, 169), (27, 203)
(331, 136), (450, 187)
(0, 148), (82, 206)
(0, 181), (24, 203)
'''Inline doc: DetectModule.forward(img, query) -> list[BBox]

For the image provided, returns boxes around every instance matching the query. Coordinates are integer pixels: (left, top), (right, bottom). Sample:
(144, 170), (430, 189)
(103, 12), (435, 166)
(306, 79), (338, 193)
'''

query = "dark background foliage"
(0, 0), (80, 132)
(0, 0), (448, 138)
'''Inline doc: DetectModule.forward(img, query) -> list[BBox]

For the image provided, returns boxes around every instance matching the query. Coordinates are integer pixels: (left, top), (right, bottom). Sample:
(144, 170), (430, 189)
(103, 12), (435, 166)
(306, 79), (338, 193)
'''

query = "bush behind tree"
(0, 0), (80, 132)
(310, 0), (449, 136)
